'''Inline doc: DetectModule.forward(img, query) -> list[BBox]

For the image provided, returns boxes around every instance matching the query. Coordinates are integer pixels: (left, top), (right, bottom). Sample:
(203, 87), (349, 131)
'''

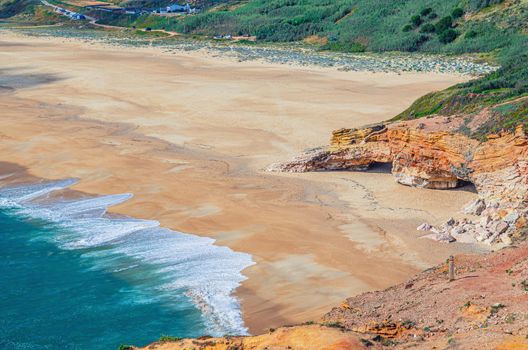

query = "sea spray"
(0, 179), (255, 336)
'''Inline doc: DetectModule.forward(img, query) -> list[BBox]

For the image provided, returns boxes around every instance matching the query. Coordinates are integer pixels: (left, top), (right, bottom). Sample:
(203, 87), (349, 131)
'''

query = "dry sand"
(0, 31), (483, 333)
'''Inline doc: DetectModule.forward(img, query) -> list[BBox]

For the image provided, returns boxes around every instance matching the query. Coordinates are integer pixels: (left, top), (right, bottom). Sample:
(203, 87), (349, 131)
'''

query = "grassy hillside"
(391, 1), (528, 138)
(171, 0), (525, 53)
(0, 0), (36, 18)
(0, 0), (64, 24)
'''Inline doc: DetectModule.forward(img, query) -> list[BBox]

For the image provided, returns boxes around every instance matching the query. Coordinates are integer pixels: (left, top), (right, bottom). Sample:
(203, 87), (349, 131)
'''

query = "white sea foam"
(0, 179), (78, 203)
(0, 179), (255, 336)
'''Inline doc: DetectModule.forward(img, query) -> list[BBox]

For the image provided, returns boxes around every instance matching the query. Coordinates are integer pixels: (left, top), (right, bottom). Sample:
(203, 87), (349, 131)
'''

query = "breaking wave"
(0, 179), (254, 336)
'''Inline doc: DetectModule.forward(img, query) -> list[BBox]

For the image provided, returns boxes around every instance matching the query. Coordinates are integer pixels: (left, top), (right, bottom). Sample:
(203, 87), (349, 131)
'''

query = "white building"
(166, 3), (191, 13)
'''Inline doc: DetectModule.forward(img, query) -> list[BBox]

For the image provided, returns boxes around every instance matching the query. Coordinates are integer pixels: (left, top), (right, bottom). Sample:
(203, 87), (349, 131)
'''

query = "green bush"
(420, 23), (435, 33)
(403, 24), (413, 32)
(465, 29), (478, 38)
(439, 28), (458, 43)
(451, 7), (464, 19)
(435, 16), (453, 33)
(117, 345), (133, 350)
(420, 7), (433, 16)
(158, 335), (182, 342)
(323, 322), (345, 329)
(410, 15), (422, 27)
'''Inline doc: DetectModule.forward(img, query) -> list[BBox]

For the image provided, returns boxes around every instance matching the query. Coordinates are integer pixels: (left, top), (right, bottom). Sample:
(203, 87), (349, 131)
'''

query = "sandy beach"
(0, 30), (484, 333)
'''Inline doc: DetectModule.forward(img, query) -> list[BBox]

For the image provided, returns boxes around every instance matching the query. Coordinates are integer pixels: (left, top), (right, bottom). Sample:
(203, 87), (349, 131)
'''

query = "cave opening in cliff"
(366, 162), (393, 174)
(456, 180), (478, 193)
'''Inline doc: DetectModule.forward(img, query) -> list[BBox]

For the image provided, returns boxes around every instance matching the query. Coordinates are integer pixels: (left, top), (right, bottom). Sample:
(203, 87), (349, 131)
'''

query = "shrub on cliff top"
(158, 335), (182, 342)
(117, 345), (133, 350)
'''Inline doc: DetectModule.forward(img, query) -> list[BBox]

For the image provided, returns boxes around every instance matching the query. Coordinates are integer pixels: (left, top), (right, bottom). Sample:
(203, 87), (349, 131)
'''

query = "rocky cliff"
(268, 117), (527, 246)
(134, 243), (528, 350)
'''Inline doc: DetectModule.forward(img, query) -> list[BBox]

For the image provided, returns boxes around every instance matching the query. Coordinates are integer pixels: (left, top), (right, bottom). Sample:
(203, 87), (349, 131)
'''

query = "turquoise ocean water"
(0, 179), (253, 349)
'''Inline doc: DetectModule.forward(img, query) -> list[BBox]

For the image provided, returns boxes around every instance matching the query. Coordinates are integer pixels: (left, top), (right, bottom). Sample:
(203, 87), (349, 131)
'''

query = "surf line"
(0, 178), (255, 336)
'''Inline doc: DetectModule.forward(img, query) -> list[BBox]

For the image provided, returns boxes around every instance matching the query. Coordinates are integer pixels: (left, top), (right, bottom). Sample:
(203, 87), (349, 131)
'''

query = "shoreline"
(0, 166), (254, 336)
(0, 30), (487, 333)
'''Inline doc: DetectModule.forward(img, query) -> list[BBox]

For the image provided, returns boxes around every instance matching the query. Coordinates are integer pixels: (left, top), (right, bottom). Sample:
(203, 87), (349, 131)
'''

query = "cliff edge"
(133, 243), (528, 349)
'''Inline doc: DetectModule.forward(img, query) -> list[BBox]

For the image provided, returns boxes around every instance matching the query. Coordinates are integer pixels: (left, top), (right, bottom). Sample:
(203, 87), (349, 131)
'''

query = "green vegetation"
(452, 7), (464, 19)
(322, 321), (345, 329)
(116, 345), (133, 350)
(392, 0), (527, 137)
(421, 7), (433, 17)
(402, 320), (416, 328)
(78, 0), (515, 53)
(521, 280), (528, 292)
(0, 0), (66, 24)
(411, 15), (423, 28)
(133, 29), (170, 37)
(4, 0), (523, 56)
(434, 16), (453, 33)
(0, 0), (34, 18)
(439, 29), (458, 44)
(395, 32), (528, 139)
(420, 23), (435, 34)
(158, 335), (182, 342)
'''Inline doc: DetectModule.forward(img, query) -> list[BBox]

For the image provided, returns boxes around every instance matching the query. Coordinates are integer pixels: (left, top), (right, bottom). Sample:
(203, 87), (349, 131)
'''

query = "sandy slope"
(0, 31), (483, 333)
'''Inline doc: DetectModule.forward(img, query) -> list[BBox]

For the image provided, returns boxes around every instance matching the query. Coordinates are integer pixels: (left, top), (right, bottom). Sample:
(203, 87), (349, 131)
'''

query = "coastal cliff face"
(134, 325), (369, 350)
(135, 243), (528, 350)
(268, 119), (527, 246)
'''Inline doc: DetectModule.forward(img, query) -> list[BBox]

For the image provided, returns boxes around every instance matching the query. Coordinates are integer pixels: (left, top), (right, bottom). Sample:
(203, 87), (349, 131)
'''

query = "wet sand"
(0, 31), (482, 333)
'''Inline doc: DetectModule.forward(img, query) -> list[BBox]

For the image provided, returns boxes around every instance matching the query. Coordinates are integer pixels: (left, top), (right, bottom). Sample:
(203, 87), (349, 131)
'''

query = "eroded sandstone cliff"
(268, 119), (527, 245)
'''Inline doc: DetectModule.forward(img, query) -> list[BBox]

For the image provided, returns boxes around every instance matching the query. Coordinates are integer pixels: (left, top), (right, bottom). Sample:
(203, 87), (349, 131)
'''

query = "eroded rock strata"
(268, 121), (527, 245)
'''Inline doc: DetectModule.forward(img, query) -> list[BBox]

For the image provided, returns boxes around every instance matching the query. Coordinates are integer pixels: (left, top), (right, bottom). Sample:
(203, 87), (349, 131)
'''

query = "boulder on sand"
(417, 223), (433, 231)
(463, 198), (486, 216)
(420, 232), (456, 243)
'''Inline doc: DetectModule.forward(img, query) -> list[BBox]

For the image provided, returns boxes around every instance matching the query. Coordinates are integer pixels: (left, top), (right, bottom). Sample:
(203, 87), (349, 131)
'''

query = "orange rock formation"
(268, 122), (527, 244)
